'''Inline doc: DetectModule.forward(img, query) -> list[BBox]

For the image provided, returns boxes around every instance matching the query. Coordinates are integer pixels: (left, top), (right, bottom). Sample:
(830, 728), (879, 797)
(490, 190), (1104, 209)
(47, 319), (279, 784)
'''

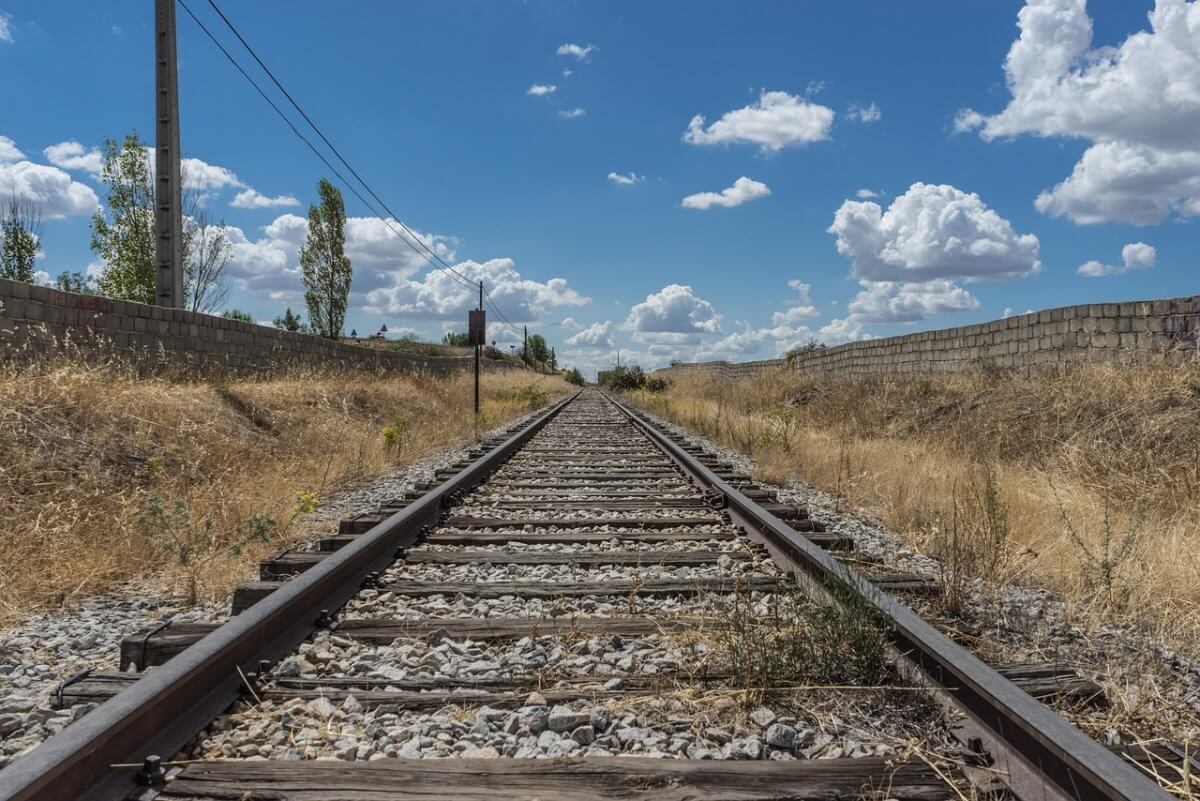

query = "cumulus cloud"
(816, 317), (874, 345)
(856, 188), (880, 199)
(527, 84), (557, 96)
(1077, 241), (1158, 277)
(364, 258), (588, 322)
(846, 279), (979, 323)
(771, 280), (819, 324)
(560, 317), (583, 330)
(846, 102), (881, 123)
(0, 135), (24, 162)
(1033, 142), (1200, 225)
(683, 91), (834, 153)
(558, 108), (586, 119)
(681, 177), (770, 210)
(961, 0), (1200, 224)
(607, 171), (644, 185)
(828, 182), (1041, 282)
(231, 188), (300, 209)
(556, 43), (596, 59)
(180, 157), (244, 192)
(43, 141), (102, 177)
(216, 213), (457, 301)
(624, 284), (722, 336)
(565, 320), (615, 348)
(0, 160), (100, 218)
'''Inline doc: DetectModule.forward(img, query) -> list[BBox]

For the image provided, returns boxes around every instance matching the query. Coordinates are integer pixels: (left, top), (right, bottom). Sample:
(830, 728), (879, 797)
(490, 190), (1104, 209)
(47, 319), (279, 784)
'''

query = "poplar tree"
(0, 195), (42, 283)
(300, 179), (352, 339)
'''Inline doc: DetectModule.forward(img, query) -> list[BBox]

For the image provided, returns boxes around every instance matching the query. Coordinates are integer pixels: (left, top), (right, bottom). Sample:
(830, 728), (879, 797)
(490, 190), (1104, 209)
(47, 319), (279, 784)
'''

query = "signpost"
(468, 282), (485, 430)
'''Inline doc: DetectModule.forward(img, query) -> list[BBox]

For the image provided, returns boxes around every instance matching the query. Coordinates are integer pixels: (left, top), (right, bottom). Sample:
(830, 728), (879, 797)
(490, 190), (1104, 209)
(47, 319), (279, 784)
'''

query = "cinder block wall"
(0, 278), (519, 376)
(658, 295), (1200, 380)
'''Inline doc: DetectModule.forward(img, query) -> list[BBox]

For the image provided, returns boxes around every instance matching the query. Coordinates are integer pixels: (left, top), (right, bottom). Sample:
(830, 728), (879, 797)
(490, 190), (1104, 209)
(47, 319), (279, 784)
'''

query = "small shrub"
(496, 383), (549, 409)
(295, 490), (319, 514)
(563, 367), (586, 386)
(645, 376), (669, 393)
(381, 417), (412, 451)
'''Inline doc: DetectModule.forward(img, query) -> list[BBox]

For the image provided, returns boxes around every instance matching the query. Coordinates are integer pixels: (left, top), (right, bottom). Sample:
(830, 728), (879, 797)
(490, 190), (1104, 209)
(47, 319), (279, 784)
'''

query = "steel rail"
(605, 391), (1172, 801)
(0, 392), (578, 801)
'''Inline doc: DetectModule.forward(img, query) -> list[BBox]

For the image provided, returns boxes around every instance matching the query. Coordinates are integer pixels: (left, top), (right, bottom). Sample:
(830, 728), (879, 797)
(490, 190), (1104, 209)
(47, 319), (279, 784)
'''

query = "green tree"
(0, 194), (42, 283)
(222, 309), (253, 323)
(274, 307), (305, 332)
(55, 272), (91, 293)
(526, 333), (550, 364)
(300, 179), (352, 339)
(185, 209), (232, 313)
(91, 134), (156, 303)
(442, 331), (470, 347)
(564, 367), (585, 386)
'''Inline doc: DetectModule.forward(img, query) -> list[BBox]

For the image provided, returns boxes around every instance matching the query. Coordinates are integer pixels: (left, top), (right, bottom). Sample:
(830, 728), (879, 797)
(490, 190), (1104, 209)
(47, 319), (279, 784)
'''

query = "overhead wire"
(175, 0), (476, 290)
(199, 0), (477, 290)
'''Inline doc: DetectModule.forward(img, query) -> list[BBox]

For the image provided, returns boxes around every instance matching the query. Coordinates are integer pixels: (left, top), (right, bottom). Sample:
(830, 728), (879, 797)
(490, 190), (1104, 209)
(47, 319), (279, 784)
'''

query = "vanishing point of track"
(0, 389), (1180, 801)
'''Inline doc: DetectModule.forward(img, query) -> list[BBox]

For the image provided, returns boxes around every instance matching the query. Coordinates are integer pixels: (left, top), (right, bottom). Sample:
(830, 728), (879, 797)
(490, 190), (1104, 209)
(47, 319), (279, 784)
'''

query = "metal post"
(523, 325), (527, 366)
(155, 0), (184, 308)
(474, 281), (481, 420)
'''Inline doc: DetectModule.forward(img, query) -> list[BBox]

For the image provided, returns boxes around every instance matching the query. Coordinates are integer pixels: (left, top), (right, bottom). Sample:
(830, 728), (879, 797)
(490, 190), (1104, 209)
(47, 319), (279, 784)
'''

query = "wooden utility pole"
(154, 0), (184, 308)
(523, 325), (527, 365)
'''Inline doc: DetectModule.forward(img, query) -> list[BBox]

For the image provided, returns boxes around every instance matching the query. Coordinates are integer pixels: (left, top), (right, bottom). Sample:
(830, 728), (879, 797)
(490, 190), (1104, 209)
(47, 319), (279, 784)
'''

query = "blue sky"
(0, 1), (1196, 375)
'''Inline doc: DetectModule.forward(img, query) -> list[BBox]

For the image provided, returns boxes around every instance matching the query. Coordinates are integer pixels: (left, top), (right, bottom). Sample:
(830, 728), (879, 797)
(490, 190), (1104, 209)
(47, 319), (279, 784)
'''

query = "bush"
(222, 309), (254, 323)
(564, 368), (585, 386)
(602, 365), (646, 391)
(645, 376), (669, 393)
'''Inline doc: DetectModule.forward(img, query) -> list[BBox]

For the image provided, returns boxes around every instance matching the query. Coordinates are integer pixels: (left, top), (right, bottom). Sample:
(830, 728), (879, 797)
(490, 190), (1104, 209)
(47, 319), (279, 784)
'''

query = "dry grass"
(0, 360), (569, 625)
(633, 361), (1200, 652)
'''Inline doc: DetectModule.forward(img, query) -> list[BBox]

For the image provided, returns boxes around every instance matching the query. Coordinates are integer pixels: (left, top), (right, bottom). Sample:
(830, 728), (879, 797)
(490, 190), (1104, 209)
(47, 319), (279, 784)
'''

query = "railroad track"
(0, 389), (1184, 801)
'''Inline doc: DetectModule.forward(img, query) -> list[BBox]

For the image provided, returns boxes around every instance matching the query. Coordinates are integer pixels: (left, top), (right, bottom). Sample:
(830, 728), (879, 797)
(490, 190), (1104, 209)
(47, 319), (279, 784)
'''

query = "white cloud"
(771, 280), (819, 324)
(527, 84), (557, 96)
(180, 157), (244, 192)
(805, 80), (826, 97)
(845, 279), (980, 323)
(683, 91), (834, 153)
(562, 68), (574, 78)
(953, 109), (987, 134)
(846, 102), (881, 123)
(855, 188), (880, 199)
(607, 171), (644, 185)
(816, 317), (874, 345)
(217, 213), (457, 301)
(565, 320), (615, 348)
(43, 141), (102, 177)
(828, 182), (1041, 282)
(624, 284), (722, 335)
(962, 0), (1200, 225)
(558, 107), (586, 119)
(1077, 241), (1158, 277)
(0, 12), (12, 44)
(681, 176), (770, 210)
(364, 258), (588, 322)
(556, 43), (596, 60)
(0, 135), (24, 162)
(560, 317), (583, 330)
(231, 188), (300, 209)
(0, 160), (100, 218)
(1033, 141), (1200, 225)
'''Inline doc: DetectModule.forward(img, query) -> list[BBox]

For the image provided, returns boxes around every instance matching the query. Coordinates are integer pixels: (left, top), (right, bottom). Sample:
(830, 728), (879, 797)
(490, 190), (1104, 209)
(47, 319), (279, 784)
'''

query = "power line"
(175, 0), (475, 290)
(199, 0), (476, 290)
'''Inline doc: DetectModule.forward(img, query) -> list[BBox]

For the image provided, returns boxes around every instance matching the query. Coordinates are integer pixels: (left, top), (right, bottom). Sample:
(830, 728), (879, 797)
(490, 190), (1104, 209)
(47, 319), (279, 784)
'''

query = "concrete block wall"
(658, 294), (1200, 381)
(0, 278), (519, 376)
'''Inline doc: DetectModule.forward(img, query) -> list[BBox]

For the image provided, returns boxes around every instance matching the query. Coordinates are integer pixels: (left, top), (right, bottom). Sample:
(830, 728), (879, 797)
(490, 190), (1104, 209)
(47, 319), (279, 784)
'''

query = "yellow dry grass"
(0, 360), (569, 625)
(632, 361), (1200, 653)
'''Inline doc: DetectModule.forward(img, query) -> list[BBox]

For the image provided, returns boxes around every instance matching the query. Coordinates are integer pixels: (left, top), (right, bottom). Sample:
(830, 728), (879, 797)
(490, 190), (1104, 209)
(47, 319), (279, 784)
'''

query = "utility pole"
(154, 0), (184, 308)
(523, 325), (528, 366)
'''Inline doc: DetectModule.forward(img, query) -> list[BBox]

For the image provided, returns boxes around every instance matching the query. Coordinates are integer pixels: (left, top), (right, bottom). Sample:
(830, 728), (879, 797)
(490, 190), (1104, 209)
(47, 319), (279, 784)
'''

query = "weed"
(1050, 479), (1144, 614)
(711, 580), (891, 705)
(381, 417), (411, 451)
(295, 490), (319, 514)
